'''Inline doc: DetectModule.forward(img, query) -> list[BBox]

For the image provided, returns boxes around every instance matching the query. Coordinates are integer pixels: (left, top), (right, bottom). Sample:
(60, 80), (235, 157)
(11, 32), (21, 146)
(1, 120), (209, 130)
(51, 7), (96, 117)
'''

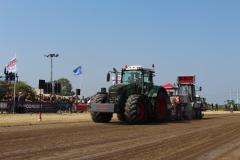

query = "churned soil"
(0, 112), (240, 160)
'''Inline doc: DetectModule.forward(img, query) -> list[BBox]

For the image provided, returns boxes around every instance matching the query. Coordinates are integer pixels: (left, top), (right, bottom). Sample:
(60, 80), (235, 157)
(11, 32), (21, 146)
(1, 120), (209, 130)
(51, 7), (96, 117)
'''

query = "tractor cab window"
(122, 71), (143, 84)
(143, 72), (153, 83)
(178, 85), (193, 98)
(178, 85), (189, 96)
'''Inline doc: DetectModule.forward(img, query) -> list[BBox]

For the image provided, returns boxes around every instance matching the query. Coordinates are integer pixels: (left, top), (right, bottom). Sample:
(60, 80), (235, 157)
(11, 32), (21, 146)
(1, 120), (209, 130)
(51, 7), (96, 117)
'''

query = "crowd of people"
(1, 92), (87, 105)
(0, 91), (92, 113)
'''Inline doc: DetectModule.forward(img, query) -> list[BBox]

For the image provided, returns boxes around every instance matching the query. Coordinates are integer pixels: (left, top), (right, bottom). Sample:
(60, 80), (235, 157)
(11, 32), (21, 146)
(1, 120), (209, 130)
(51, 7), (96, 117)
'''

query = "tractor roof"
(125, 65), (143, 70)
(177, 75), (196, 85)
(125, 65), (155, 73)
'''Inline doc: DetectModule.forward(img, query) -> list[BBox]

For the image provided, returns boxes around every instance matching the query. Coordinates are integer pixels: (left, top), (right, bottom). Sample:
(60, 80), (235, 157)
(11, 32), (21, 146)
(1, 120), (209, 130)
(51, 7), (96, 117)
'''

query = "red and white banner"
(6, 57), (17, 73)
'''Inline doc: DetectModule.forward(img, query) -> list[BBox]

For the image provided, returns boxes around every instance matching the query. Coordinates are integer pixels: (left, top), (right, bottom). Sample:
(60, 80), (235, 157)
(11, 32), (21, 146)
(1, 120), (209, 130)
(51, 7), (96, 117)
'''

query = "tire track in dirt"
(0, 114), (240, 160)
(72, 121), (240, 160)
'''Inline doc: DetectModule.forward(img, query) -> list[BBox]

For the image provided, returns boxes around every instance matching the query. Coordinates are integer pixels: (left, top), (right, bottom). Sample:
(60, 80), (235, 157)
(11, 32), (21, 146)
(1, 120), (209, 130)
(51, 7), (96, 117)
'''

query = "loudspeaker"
(39, 80), (45, 89)
(76, 89), (81, 95)
(44, 83), (52, 94)
(54, 83), (61, 94)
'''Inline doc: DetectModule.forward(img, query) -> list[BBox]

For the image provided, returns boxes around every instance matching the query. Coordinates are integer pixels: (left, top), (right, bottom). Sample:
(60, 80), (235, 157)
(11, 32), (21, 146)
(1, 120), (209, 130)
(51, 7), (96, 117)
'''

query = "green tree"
(56, 78), (73, 96)
(15, 81), (36, 97)
(0, 81), (35, 100)
(0, 81), (8, 100)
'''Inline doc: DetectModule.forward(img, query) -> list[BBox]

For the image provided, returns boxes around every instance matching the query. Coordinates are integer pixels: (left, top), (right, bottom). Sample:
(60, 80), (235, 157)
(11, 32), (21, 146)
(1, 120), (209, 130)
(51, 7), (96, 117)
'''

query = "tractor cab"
(121, 65), (155, 94)
(173, 75), (203, 120)
(121, 65), (154, 84)
(177, 76), (196, 103)
(107, 65), (154, 86)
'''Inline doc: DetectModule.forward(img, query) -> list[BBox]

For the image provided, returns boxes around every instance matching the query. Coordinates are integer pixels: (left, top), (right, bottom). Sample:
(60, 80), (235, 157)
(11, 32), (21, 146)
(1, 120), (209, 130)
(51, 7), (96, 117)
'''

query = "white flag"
(6, 57), (17, 73)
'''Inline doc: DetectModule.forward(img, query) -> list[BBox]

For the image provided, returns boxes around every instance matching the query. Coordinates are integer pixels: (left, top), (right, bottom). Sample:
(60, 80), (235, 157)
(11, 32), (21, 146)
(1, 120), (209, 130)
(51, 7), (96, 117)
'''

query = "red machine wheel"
(138, 101), (145, 120)
(154, 87), (169, 121)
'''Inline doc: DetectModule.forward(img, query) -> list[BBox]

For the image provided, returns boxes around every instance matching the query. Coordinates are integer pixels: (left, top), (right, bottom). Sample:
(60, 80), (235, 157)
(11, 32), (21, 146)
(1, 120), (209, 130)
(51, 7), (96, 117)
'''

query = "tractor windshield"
(122, 70), (153, 84)
(122, 71), (143, 84)
(178, 86), (188, 96)
(178, 85), (193, 97)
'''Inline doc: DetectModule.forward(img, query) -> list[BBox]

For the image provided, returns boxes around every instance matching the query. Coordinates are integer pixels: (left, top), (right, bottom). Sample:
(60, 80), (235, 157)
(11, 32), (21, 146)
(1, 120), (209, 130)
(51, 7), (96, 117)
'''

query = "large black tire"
(183, 104), (193, 120)
(199, 110), (203, 119)
(196, 108), (202, 119)
(91, 94), (113, 123)
(124, 94), (146, 124)
(175, 105), (183, 121)
(154, 87), (170, 121)
(192, 108), (197, 119)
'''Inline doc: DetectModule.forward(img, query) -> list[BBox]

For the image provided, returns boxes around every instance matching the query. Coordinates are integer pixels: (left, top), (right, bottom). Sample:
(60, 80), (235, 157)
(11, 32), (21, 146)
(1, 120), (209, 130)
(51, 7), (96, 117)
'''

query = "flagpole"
(13, 55), (17, 114)
(81, 67), (83, 100)
(13, 73), (16, 114)
(80, 75), (83, 100)
(78, 67), (82, 102)
(73, 66), (82, 102)
(6, 55), (17, 113)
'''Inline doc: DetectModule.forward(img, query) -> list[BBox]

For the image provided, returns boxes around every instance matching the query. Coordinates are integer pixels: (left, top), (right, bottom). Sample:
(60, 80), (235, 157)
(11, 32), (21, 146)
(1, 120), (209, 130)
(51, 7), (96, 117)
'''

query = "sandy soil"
(0, 113), (91, 127)
(0, 113), (240, 160)
(203, 111), (240, 115)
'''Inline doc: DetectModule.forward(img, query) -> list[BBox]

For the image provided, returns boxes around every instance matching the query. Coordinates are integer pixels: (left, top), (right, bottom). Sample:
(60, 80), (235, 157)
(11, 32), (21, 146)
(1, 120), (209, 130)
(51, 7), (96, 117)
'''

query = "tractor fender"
(147, 86), (160, 98)
(157, 86), (172, 109)
(147, 86), (170, 100)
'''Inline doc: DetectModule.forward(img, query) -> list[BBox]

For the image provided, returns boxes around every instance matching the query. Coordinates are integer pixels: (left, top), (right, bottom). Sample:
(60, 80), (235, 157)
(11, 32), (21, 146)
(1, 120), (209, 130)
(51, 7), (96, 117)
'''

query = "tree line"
(0, 78), (74, 101)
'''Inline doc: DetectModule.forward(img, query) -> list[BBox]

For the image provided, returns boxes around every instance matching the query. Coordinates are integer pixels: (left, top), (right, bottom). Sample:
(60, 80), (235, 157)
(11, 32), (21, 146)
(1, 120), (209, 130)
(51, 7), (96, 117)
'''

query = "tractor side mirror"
(113, 67), (117, 73)
(199, 86), (202, 91)
(107, 73), (111, 82)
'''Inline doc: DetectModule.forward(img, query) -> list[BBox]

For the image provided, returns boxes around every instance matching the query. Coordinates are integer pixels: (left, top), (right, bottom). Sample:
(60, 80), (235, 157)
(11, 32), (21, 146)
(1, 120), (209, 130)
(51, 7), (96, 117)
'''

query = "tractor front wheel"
(91, 112), (113, 123)
(91, 94), (113, 123)
(124, 95), (146, 124)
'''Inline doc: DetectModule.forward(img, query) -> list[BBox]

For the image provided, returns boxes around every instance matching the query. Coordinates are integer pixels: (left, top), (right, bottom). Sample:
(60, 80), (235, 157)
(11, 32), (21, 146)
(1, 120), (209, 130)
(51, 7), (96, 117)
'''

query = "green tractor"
(90, 65), (171, 124)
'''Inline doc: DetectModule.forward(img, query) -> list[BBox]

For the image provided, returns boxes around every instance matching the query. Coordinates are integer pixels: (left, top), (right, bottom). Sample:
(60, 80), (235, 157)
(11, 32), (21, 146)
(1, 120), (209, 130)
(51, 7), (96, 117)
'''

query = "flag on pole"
(73, 66), (82, 75)
(6, 57), (17, 73)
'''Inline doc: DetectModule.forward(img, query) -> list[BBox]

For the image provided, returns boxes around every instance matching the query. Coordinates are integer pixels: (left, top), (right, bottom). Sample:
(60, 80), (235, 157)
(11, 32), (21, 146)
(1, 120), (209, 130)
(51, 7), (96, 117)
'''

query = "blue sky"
(0, 0), (240, 104)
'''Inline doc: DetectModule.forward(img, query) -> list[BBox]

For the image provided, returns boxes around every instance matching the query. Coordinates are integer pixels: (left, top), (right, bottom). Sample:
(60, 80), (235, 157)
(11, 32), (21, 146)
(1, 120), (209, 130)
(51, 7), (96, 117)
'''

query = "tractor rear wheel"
(176, 105), (183, 121)
(196, 108), (202, 119)
(91, 94), (113, 123)
(154, 87), (170, 121)
(124, 94), (146, 124)
(183, 104), (193, 120)
(192, 108), (197, 119)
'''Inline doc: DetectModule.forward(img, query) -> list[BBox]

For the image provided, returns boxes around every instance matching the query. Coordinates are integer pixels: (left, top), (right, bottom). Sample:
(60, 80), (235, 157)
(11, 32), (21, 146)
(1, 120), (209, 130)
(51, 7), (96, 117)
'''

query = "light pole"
(44, 54), (59, 95)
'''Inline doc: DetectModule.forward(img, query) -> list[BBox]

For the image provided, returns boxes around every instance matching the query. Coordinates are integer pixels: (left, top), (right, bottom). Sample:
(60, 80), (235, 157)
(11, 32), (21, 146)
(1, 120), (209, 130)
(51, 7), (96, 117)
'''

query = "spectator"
(211, 104), (214, 111)
(25, 93), (33, 102)
(18, 92), (25, 105)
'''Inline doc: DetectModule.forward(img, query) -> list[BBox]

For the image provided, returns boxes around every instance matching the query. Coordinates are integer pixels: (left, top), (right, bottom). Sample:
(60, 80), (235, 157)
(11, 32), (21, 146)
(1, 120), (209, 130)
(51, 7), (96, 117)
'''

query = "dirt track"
(0, 113), (240, 160)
